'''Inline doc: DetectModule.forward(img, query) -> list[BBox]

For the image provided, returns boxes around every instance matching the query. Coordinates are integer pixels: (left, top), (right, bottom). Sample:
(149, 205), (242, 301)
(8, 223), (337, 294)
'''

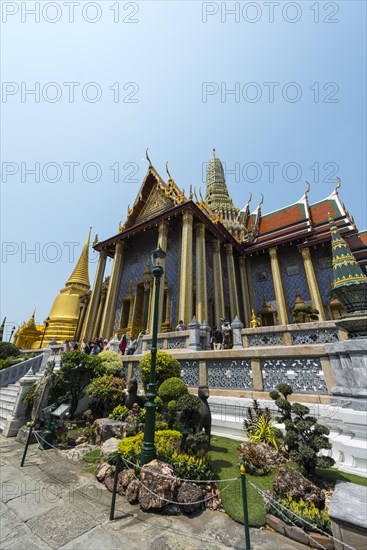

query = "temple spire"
(205, 149), (233, 209)
(66, 227), (91, 289)
(328, 214), (367, 289)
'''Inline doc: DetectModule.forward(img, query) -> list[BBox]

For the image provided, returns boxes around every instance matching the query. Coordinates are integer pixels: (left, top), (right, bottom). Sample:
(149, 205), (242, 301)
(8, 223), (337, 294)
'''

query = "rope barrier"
(248, 479), (357, 550)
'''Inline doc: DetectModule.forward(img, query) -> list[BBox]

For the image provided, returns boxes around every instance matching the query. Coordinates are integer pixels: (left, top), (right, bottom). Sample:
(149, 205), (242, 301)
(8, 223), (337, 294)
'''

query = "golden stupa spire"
(66, 227), (91, 289)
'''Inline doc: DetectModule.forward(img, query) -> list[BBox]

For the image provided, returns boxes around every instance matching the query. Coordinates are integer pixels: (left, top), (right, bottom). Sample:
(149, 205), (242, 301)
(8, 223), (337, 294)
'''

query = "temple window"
(286, 264), (300, 276)
(319, 257), (332, 270)
(256, 271), (268, 282)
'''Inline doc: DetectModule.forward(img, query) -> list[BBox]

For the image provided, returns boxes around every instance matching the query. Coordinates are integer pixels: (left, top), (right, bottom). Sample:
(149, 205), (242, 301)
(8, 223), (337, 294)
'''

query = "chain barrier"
(248, 479), (357, 550)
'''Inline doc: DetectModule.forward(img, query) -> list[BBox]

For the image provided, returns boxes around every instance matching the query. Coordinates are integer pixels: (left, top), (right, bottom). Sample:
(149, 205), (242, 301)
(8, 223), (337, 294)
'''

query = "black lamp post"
(40, 317), (50, 348)
(141, 279), (151, 337)
(9, 326), (16, 343)
(140, 244), (166, 465)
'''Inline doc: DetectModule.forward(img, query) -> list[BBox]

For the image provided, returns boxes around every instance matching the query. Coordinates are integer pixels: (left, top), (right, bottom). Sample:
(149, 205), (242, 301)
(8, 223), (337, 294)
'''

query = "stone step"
(0, 394), (18, 406)
(0, 387), (19, 397)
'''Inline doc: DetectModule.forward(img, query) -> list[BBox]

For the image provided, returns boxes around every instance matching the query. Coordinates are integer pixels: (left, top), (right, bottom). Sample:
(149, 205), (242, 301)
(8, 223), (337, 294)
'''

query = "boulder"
(273, 467), (325, 509)
(95, 462), (113, 482)
(266, 514), (286, 535)
(126, 479), (140, 504)
(75, 435), (87, 445)
(161, 504), (180, 515)
(177, 482), (203, 513)
(16, 425), (37, 445)
(118, 469), (135, 493)
(236, 442), (287, 468)
(101, 437), (119, 456)
(138, 460), (180, 511)
(104, 474), (115, 492)
(60, 443), (97, 462)
(94, 418), (126, 444)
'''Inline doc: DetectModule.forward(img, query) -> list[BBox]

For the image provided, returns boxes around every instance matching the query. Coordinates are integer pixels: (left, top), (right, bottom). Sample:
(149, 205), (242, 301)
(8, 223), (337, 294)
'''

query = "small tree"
(138, 350), (180, 390)
(97, 350), (123, 375)
(56, 351), (101, 419)
(270, 384), (334, 477)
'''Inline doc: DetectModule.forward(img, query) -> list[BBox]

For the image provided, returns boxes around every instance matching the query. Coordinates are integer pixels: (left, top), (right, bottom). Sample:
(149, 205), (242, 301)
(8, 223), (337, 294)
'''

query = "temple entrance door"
(119, 300), (130, 334)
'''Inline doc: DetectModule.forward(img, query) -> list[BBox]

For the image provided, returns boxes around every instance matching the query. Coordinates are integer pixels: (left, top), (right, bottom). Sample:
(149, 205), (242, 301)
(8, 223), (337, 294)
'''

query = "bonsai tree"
(138, 350), (180, 391)
(55, 351), (101, 419)
(157, 377), (188, 427)
(270, 384), (335, 477)
(291, 305), (319, 323)
(176, 393), (202, 451)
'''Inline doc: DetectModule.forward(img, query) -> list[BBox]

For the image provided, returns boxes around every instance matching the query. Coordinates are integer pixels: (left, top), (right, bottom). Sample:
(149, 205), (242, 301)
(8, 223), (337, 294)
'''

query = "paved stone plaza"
(0, 436), (309, 550)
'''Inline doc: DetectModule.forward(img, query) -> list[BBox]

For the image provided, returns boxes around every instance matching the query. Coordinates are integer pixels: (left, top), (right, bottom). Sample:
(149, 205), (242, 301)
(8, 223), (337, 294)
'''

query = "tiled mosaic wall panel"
(165, 222), (182, 327)
(276, 244), (311, 320)
(249, 253), (276, 315)
(207, 359), (252, 389)
(114, 229), (157, 331)
(179, 360), (200, 387)
(131, 362), (141, 384)
(260, 358), (327, 394)
(310, 243), (333, 320)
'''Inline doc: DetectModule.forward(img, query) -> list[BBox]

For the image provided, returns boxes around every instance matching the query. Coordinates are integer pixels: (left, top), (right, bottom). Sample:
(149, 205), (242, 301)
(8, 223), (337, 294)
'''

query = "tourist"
(103, 338), (111, 351)
(63, 340), (72, 353)
(119, 333), (127, 355)
(89, 340), (101, 355)
(126, 334), (138, 355)
(211, 326), (223, 351)
(221, 318), (232, 349)
(175, 320), (186, 331)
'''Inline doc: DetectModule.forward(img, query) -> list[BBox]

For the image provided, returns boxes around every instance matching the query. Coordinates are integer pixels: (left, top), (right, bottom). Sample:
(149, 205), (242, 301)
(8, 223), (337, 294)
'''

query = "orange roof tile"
(310, 199), (340, 225)
(259, 204), (306, 233)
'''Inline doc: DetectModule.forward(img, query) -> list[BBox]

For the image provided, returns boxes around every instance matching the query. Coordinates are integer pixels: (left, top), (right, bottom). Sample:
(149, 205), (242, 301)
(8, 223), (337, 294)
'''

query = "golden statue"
(250, 309), (260, 328)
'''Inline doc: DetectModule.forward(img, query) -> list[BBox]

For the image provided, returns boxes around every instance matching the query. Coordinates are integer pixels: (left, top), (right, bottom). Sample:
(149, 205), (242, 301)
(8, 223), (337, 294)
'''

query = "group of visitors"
(210, 319), (232, 350)
(74, 333), (139, 356)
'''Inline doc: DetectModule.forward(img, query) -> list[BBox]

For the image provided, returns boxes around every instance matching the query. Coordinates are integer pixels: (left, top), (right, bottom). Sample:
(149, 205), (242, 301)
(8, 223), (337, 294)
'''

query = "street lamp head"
(45, 317), (50, 327)
(151, 244), (166, 267)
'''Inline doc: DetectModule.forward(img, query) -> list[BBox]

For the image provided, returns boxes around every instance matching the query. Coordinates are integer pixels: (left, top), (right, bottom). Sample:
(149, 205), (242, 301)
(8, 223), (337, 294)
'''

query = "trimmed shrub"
(87, 375), (126, 416)
(0, 342), (20, 360)
(176, 394), (201, 431)
(138, 350), (180, 390)
(109, 404), (130, 421)
(158, 377), (188, 404)
(97, 350), (123, 375)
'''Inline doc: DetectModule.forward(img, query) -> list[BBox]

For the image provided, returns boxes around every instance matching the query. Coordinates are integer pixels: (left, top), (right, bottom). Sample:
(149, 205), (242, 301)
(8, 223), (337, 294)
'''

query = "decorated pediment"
(121, 166), (187, 230)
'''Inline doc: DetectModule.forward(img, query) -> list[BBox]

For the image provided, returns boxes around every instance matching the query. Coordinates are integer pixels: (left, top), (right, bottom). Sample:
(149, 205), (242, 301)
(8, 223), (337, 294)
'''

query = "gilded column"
(301, 247), (326, 320)
(94, 280), (108, 337)
(178, 210), (193, 326)
(82, 250), (107, 340)
(195, 223), (208, 323)
(212, 239), (225, 327)
(238, 256), (251, 327)
(100, 241), (124, 338)
(269, 247), (289, 325)
(149, 220), (169, 333)
(226, 243), (240, 320)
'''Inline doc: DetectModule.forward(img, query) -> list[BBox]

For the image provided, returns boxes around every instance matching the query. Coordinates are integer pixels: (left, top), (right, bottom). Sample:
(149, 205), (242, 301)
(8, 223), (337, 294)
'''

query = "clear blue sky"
(1, 0), (366, 339)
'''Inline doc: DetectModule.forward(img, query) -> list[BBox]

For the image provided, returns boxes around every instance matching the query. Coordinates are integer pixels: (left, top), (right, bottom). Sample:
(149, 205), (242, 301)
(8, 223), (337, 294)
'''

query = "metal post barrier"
(20, 422), (34, 467)
(109, 453), (121, 521)
(240, 464), (251, 550)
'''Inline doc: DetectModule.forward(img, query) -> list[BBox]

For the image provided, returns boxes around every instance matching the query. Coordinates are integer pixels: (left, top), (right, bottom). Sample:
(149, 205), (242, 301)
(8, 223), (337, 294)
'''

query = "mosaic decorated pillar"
(226, 243), (240, 320)
(82, 250), (107, 340)
(212, 239), (225, 327)
(178, 210), (193, 326)
(100, 241), (124, 338)
(238, 256), (251, 327)
(156, 220), (169, 332)
(269, 246), (289, 325)
(301, 247), (326, 320)
(94, 281), (108, 337)
(195, 222), (208, 323)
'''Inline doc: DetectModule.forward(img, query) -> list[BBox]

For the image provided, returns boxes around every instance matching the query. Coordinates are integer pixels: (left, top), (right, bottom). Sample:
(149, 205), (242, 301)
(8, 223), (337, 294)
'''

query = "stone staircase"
(0, 383), (20, 431)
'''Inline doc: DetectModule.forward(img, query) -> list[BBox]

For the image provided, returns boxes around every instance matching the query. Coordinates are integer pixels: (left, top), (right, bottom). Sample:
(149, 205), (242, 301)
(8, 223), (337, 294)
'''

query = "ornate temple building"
(14, 151), (367, 347)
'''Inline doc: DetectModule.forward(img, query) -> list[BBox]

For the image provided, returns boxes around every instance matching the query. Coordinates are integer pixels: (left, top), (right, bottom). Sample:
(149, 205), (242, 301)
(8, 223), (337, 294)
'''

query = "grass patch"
(210, 436), (367, 527)
(83, 449), (102, 464)
(210, 436), (275, 527)
(316, 467), (367, 486)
